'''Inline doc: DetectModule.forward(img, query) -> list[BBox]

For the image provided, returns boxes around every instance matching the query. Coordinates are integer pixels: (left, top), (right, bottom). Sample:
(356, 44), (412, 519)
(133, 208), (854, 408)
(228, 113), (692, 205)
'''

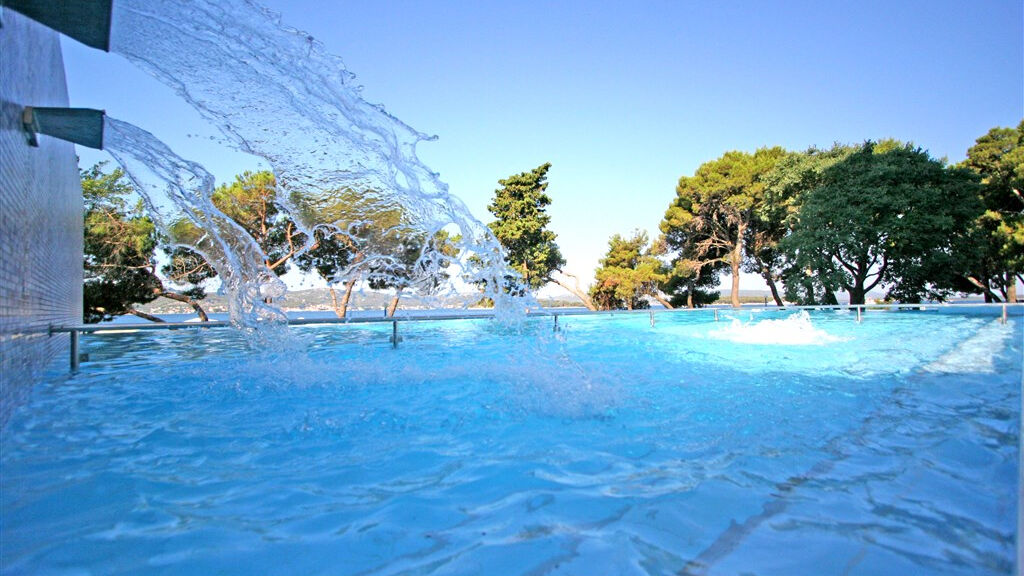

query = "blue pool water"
(2, 309), (1021, 575)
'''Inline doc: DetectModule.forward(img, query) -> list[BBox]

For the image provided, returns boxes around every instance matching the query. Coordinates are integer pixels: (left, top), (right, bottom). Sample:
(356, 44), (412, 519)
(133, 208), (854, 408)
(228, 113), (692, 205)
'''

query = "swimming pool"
(2, 308), (1020, 575)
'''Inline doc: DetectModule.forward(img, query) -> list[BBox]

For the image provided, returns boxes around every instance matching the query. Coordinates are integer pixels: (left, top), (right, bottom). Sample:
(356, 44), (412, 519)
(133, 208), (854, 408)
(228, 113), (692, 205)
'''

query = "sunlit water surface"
(2, 309), (1021, 575)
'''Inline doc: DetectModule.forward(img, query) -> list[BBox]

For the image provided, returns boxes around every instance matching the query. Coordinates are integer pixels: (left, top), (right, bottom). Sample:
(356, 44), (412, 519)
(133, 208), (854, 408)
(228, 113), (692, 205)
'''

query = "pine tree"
(486, 163), (565, 293)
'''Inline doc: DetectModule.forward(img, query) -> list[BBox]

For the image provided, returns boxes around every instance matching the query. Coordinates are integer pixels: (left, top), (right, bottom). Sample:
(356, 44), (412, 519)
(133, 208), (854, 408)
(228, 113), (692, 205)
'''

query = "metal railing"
(50, 302), (1020, 371)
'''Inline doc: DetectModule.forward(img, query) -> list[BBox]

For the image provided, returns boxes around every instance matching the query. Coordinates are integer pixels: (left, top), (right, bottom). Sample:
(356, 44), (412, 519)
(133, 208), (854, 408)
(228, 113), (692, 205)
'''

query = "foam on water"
(923, 320), (1014, 374)
(706, 310), (847, 345)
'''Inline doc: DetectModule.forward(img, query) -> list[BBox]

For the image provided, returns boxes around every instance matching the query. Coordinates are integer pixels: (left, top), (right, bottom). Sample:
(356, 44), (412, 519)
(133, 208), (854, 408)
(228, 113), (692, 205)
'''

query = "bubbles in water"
(707, 311), (846, 346)
(923, 320), (1011, 373)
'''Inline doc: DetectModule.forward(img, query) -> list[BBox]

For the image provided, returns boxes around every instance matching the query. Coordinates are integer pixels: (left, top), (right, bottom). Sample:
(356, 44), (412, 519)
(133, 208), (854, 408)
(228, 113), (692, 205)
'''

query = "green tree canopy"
(779, 141), (982, 305)
(590, 231), (671, 310)
(82, 163), (210, 322)
(759, 146), (855, 305)
(958, 121), (1024, 302)
(661, 147), (786, 308)
(658, 246), (721, 308)
(211, 170), (302, 275)
(486, 163), (566, 293)
(293, 187), (457, 317)
(160, 217), (218, 302)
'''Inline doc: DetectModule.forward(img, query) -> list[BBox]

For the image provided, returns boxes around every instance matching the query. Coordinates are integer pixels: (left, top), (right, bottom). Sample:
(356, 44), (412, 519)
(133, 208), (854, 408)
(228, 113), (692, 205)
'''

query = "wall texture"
(0, 9), (82, 428)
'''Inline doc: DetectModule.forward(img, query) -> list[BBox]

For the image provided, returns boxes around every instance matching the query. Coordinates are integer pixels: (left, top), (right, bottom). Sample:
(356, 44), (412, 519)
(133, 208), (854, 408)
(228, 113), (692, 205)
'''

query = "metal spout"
(4, 0), (113, 51)
(23, 106), (105, 149)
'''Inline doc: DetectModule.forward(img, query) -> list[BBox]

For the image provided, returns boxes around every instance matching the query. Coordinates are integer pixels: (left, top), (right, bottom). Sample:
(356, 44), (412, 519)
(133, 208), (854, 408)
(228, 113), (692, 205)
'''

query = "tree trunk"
(158, 290), (209, 321)
(327, 279), (358, 319)
(848, 285), (866, 306)
(385, 294), (400, 318)
(328, 287), (343, 318)
(965, 276), (1001, 302)
(1007, 271), (1018, 303)
(763, 273), (784, 306)
(548, 270), (597, 311)
(730, 224), (744, 308)
(652, 292), (674, 309)
(823, 288), (838, 306)
(128, 308), (165, 323)
(339, 278), (357, 317)
(687, 290), (694, 309)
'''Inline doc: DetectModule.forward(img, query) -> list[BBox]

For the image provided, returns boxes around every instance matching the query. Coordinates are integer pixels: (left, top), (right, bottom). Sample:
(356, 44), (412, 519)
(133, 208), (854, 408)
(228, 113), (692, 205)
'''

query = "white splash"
(106, 0), (527, 316)
(103, 117), (289, 333)
(923, 320), (1012, 374)
(707, 311), (845, 346)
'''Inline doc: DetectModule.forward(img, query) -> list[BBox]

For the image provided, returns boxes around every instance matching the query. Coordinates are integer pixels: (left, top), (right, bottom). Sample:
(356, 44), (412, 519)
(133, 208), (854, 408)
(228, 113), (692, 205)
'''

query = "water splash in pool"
(103, 117), (289, 333)
(106, 0), (526, 317)
(707, 311), (847, 346)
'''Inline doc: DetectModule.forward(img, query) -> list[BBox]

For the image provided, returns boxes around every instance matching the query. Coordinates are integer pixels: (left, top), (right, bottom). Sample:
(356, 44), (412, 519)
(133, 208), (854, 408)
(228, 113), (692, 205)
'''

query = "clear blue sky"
(65, 0), (1023, 293)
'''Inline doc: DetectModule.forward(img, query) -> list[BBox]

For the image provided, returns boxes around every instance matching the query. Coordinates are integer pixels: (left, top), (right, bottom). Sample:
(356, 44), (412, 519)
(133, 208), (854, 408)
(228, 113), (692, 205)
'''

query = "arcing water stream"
(102, 117), (288, 331)
(102, 0), (525, 328)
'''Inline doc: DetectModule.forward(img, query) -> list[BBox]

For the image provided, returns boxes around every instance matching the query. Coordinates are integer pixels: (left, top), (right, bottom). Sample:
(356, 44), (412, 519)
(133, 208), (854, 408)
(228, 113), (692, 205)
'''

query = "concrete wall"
(0, 9), (82, 428)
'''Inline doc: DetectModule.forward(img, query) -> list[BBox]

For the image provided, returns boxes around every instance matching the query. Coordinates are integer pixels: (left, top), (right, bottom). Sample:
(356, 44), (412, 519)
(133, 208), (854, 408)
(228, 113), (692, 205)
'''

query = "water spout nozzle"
(4, 0), (113, 51)
(22, 106), (105, 149)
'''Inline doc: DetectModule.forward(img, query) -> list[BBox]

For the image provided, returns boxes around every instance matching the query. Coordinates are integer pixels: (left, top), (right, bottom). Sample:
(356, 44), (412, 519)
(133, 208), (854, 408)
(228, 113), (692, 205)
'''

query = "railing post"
(1002, 304), (1008, 325)
(650, 310), (655, 327)
(857, 306), (862, 323)
(391, 320), (399, 348)
(714, 309), (719, 322)
(553, 313), (559, 333)
(70, 329), (80, 371)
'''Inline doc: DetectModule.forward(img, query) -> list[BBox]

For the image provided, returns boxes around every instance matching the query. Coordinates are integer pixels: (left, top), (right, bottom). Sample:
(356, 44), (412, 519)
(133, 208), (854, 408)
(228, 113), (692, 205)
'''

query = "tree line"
(487, 121), (1022, 309)
(84, 120), (1021, 321)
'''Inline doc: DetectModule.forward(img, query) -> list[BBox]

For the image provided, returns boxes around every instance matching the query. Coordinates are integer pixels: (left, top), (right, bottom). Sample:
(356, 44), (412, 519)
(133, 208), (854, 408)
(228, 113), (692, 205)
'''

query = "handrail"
(49, 301), (1021, 334)
(50, 301), (1020, 371)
